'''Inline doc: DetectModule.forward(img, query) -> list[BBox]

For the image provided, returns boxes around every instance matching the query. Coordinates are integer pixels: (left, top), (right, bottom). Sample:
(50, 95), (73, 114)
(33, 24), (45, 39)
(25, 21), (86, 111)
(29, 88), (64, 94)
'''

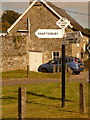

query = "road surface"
(1, 71), (89, 86)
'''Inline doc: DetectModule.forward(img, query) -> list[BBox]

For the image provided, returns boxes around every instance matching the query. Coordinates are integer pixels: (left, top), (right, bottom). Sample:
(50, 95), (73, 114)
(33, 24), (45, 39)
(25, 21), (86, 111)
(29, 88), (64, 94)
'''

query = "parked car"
(38, 57), (84, 74)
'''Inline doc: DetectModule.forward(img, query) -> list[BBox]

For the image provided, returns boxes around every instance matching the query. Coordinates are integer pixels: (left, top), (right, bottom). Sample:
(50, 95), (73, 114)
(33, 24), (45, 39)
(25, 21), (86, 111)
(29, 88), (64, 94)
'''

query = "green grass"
(2, 69), (70, 79)
(2, 82), (88, 118)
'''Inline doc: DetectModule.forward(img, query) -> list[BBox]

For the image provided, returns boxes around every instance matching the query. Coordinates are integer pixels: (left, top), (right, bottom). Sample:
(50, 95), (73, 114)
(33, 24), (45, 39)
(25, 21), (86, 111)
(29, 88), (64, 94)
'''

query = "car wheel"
(41, 68), (47, 73)
(74, 71), (80, 75)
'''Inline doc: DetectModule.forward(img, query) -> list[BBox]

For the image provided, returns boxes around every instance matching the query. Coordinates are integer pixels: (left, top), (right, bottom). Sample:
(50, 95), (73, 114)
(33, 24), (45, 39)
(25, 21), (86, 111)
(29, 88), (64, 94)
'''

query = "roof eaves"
(41, 0), (62, 19)
(47, 2), (89, 37)
(7, 0), (37, 33)
(7, 0), (66, 33)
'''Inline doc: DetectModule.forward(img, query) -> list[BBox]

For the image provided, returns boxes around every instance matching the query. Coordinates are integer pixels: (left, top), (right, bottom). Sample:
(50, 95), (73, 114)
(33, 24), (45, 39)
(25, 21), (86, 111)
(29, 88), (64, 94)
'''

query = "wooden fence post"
(53, 65), (56, 73)
(27, 65), (29, 78)
(79, 83), (85, 114)
(65, 64), (68, 72)
(57, 64), (60, 73)
(18, 87), (26, 119)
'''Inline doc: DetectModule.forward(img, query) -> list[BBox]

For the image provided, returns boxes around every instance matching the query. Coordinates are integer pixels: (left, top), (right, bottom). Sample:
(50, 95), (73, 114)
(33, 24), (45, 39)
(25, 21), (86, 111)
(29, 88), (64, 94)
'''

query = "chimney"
(29, 0), (42, 6)
(28, 0), (33, 6)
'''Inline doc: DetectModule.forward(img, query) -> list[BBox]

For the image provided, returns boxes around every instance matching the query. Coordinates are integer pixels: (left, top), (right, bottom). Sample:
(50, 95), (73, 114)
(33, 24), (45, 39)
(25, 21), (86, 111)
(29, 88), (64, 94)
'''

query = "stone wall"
(2, 55), (28, 72)
(1, 33), (88, 72)
(72, 36), (89, 60)
(28, 38), (72, 63)
(1, 34), (72, 72)
(1, 36), (29, 72)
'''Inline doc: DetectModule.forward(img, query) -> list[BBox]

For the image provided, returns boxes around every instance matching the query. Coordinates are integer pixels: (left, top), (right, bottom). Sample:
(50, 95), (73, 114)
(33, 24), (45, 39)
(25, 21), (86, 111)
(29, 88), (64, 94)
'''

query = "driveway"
(68, 70), (89, 82)
(2, 70), (89, 86)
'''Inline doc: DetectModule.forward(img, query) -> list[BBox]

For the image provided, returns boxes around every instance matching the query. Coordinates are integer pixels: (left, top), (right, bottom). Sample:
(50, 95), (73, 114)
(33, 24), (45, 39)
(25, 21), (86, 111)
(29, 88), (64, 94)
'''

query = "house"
(2, 0), (89, 72)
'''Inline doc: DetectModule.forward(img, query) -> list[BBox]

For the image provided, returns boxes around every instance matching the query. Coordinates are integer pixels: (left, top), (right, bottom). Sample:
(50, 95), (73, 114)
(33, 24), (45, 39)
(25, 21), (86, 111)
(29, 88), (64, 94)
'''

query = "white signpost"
(34, 17), (82, 107)
(35, 17), (73, 39)
(35, 29), (64, 38)
(65, 31), (82, 44)
(56, 17), (72, 107)
(56, 17), (73, 29)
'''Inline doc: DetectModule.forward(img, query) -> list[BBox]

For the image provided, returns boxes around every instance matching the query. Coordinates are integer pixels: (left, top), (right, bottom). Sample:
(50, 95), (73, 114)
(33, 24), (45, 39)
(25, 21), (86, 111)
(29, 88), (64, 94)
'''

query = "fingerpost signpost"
(35, 17), (82, 107)
(56, 17), (73, 107)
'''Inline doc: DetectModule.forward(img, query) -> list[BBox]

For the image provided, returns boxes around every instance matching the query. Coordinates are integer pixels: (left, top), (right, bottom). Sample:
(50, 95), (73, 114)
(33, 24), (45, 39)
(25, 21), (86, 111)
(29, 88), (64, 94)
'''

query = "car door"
(48, 59), (59, 72)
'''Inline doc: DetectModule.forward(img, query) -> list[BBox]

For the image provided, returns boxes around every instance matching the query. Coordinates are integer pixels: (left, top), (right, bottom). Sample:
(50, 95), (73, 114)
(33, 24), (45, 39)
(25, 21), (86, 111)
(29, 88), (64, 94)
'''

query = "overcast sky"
(1, 0), (90, 28)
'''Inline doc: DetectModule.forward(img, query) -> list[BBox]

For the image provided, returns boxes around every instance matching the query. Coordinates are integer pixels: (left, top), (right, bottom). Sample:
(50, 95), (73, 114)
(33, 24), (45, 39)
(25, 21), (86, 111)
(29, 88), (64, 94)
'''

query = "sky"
(1, 0), (90, 28)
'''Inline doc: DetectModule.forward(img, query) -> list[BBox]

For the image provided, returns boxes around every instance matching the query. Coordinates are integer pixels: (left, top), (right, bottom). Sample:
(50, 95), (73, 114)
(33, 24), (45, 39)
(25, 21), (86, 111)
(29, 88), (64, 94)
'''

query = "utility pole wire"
(61, 8), (90, 16)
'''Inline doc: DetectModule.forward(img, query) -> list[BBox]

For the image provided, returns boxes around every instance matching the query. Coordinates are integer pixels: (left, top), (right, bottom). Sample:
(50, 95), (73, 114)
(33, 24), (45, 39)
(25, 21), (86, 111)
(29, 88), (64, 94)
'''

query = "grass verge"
(2, 82), (88, 118)
(2, 69), (70, 80)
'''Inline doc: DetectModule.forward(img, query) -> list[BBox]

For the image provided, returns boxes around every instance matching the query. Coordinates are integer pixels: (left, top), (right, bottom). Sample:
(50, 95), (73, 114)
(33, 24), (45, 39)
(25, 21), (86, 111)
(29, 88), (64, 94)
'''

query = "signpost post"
(62, 39), (66, 107)
(35, 17), (82, 107)
(56, 18), (82, 107)
(56, 17), (72, 107)
(61, 31), (82, 107)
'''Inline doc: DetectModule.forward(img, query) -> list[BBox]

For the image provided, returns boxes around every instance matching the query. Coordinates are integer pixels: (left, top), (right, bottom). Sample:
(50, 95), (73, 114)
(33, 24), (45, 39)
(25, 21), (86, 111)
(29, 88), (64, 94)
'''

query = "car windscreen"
(47, 59), (59, 64)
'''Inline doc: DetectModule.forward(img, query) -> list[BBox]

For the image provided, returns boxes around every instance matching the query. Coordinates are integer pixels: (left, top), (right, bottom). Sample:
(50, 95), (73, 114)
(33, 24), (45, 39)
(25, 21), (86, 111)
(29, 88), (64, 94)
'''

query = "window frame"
(52, 51), (60, 59)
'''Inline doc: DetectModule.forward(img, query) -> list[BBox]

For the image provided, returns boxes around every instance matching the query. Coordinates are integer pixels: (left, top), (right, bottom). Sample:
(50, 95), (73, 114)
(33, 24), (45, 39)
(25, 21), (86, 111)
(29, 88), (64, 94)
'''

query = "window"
(48, 59), (59, 64)
(68, 58), (73, 62)
(52, 51), (60, 59)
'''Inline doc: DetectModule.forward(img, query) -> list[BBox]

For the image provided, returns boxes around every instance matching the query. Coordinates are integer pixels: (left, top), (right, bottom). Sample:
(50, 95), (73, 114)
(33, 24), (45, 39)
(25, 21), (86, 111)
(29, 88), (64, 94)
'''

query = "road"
(2, 78), (61, 86)
(2, 71), (89, 86)
(69, 70), (89, 82)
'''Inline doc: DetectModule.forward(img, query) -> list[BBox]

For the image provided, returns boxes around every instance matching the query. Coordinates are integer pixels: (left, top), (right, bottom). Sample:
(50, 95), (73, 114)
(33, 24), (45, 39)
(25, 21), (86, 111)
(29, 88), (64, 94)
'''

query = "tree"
(1, 10), (21, 32)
